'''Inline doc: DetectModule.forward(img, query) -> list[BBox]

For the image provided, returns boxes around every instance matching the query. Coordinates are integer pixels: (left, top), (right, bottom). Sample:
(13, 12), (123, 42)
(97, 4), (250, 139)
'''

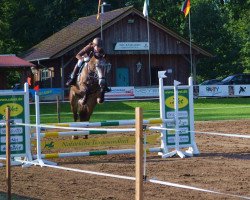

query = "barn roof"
(0, 54), (35, 68)
(22, 6), (212, 61)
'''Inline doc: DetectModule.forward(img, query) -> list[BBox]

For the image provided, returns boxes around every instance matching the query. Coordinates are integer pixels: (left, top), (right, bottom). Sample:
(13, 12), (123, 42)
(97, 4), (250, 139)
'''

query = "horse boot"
(66, 65), (80, 86)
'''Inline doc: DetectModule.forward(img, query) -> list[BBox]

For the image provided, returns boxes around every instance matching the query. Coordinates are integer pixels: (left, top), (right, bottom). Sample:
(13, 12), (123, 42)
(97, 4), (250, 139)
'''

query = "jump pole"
(135, 107), (143, 200)
(33, 92), (56, 166)
(32, 148), (162, 159)
(46, 118), (174, 128)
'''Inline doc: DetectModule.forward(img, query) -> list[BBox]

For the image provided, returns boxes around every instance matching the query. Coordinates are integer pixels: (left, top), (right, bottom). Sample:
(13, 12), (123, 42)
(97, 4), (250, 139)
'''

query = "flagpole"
(188, 11), (193, 77)
(101, 3), (104, 40)
(147, 14), (151, 86)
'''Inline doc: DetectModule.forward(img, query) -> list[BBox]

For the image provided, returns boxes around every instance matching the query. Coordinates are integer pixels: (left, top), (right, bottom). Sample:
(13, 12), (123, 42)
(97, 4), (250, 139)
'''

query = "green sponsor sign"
(0, 95), (26, 156)
(164, 89), (191, 146)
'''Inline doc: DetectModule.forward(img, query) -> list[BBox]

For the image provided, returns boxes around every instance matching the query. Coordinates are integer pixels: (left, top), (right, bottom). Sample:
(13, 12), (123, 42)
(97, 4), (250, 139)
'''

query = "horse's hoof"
(72, 135), (79, 140)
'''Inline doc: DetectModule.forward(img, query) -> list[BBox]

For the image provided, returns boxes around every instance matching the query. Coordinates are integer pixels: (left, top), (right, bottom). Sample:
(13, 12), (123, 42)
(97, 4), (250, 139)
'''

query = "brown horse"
(69, 56), (108, 122)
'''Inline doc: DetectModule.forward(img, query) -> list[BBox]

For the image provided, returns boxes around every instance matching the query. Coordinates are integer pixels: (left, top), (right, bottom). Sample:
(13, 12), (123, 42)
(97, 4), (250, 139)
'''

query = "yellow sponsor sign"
(0, 103), (23, 117)
(165, 95), (188, 109)
(32, 135), (159, 150)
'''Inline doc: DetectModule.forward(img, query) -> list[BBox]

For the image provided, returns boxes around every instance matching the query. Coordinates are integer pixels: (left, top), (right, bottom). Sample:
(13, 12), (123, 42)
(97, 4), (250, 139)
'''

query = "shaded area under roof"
(0, 55), (34, 68)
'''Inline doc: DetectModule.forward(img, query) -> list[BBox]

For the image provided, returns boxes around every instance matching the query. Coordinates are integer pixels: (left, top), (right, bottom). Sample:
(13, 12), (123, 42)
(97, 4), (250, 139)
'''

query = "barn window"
(41, 67), (54, 81)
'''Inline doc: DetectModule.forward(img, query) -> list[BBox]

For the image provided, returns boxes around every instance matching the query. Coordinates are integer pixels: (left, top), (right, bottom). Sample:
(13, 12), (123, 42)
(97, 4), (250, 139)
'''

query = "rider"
(66, 37), (108, 88)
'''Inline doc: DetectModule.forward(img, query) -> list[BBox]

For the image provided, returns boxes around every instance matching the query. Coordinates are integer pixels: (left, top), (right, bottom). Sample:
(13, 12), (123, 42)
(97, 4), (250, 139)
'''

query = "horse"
(69, 56), (108, 122)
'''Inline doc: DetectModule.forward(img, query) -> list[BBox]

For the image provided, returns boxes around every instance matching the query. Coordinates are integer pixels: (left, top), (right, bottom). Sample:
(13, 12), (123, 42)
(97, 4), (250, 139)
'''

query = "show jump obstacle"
(0, 71), (199, 166)
(0, 83), (32, 166)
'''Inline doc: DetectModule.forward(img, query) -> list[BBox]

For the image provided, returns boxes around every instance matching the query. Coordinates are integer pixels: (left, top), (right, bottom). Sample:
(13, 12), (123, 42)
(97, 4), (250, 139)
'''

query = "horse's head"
(89, 56), (108, 87)
(88, 56), (108, 103)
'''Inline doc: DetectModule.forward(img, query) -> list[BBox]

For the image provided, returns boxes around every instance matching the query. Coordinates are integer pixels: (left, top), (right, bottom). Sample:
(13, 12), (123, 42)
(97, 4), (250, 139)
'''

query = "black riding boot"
(66, 66), (80, 86)
(104, 83), (111, 92)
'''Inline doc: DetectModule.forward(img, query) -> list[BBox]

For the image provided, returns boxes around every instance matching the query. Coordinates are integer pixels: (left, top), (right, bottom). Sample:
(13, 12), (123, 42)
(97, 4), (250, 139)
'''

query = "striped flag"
(34, 85), (39, 91)
(97, 0), (102, 20)
(143, 0), (149, 17)
(181, 0), (191, 17)
(27, 77), (32, 86)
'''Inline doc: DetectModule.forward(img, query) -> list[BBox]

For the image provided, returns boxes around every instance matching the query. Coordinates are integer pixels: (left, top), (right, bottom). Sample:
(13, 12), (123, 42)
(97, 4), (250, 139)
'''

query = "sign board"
(199, 85), (229, 97)
(134, 87), (159, 97)
(229, 85), (250, 96)
(0, 95), (26, 156)
(164, 89), (191, 146)
(105, 87), (134, 99)
(114, 42), (149, 50)
(29, 88), (63, 101)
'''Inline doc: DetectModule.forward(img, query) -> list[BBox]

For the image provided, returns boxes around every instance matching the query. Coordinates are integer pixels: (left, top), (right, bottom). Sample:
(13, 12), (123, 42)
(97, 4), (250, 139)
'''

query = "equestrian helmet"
(93, 37), (102, 47)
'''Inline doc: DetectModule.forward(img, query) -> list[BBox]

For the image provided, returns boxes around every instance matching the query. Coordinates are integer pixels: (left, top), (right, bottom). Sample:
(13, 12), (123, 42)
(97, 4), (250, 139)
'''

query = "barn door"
(116, 68), (129, 86)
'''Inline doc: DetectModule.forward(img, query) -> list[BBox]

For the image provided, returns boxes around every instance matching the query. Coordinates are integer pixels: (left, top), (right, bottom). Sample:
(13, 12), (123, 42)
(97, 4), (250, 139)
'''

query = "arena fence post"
(135, 107), (143, 200)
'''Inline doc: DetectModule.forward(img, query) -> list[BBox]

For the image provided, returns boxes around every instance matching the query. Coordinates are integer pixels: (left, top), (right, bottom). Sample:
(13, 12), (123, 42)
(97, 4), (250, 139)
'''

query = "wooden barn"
(21, 6), (212, 90)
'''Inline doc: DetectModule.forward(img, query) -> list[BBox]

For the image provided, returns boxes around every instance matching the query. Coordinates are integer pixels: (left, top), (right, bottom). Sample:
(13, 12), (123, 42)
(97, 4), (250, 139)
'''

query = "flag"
(27, 77), (32, 86)
(143, 0), (149, 17)
(181, 0), (191, 17)
(97, 0), (102, 20)
(34, 85), (39, 91)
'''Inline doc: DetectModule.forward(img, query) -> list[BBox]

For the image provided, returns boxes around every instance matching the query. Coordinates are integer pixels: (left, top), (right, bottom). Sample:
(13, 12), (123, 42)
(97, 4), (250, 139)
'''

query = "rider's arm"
(76, 44), (92, 60)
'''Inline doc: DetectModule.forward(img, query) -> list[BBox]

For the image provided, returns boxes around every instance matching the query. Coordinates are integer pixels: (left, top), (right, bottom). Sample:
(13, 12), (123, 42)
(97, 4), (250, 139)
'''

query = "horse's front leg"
(78, 83), (89, 105)
(97, 78), (108, 103)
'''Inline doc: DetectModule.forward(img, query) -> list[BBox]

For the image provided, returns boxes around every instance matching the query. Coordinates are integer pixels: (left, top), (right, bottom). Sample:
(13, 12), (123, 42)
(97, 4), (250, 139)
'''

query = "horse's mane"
(88, 56), (96, 69)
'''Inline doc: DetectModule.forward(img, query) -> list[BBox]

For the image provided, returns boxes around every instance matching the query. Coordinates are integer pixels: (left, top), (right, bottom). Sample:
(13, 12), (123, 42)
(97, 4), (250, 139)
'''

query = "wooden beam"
(135, 107), (143, 200)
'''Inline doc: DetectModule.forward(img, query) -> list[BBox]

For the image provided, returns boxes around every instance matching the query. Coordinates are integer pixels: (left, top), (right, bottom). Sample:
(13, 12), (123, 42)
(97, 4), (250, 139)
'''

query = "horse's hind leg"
(69, 90), (78, 122)
(69, 89), (80, 139)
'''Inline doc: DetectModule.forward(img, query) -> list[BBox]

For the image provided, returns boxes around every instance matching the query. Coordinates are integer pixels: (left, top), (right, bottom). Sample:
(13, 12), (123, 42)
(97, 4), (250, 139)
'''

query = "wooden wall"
(103, 14), (192, 55)
(37, 12), (194, 88)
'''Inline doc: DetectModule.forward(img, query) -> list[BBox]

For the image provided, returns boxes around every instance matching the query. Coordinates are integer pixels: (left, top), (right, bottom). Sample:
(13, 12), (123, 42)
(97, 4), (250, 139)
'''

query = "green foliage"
(187, 0), (246, 80)
(0, 0), (249, 81)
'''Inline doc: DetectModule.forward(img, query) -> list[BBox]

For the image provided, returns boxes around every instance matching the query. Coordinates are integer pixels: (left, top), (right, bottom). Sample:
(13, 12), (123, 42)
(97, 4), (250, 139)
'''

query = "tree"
(183, 0), (245, 80)
(0, 0), (248, 84)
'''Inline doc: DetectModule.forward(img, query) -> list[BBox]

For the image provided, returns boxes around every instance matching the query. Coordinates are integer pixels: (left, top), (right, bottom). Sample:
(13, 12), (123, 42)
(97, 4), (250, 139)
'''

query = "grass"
(194, 98), (250, 121)
(29, 98), (250, 123)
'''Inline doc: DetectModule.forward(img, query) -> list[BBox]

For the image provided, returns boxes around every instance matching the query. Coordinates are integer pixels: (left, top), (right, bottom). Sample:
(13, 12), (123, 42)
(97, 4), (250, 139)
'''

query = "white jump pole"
(33, 92), (56, 166)
(186, 77), (200, 155)
(22, 83), (33, 167)
(35, 92), (44, 165)
(158, 71), (168, 156)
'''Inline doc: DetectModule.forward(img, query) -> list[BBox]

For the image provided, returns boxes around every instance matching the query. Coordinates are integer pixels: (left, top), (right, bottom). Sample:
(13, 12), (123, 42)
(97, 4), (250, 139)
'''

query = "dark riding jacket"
(76, 43), (105, 60)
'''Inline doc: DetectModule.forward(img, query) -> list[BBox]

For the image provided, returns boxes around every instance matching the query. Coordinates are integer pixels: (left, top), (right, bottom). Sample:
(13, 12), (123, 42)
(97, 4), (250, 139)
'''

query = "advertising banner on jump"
(0, 95), (26, 156)
(164, 89), (191, 146)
